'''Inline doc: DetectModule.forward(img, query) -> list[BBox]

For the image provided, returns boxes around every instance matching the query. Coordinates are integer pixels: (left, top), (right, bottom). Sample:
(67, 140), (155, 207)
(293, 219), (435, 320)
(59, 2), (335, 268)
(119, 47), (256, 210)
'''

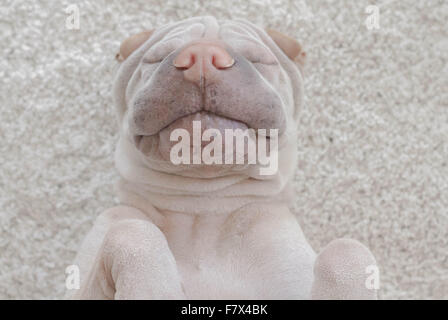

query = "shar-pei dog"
(66, 16), (378, 300)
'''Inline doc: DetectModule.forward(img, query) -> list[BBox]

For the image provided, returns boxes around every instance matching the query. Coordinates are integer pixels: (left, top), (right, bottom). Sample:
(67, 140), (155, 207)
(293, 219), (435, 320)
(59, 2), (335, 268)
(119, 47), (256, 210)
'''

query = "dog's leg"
(311, 239), (379, 300)
(101, 219), (185, 299)
(67, 206), (185, 299)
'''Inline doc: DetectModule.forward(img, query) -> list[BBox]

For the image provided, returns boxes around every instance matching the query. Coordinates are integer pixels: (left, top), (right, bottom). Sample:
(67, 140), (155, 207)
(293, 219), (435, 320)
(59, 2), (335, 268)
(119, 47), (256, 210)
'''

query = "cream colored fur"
(66, 17), (378, 300)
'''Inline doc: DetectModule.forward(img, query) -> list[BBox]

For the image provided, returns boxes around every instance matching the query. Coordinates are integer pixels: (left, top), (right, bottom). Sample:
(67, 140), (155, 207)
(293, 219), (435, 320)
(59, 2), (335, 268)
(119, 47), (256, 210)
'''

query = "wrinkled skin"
(126, 28), (291, 168)
(67, 17), (378, 300)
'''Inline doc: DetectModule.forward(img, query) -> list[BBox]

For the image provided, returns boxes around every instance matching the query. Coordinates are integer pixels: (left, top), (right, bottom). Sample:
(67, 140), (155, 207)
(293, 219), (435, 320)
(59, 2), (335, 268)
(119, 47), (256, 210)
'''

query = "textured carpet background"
(0, 0), (447, 299)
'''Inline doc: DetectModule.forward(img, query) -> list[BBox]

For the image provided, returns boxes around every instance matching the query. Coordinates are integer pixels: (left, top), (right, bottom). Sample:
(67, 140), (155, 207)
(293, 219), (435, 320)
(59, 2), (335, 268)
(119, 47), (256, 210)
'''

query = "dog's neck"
(114, 135), (297, 227)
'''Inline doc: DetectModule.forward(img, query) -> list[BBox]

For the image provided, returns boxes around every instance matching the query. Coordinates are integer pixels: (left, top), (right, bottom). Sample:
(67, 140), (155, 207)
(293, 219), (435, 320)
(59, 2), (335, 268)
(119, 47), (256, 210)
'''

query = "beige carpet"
(0, 0), (447, 299)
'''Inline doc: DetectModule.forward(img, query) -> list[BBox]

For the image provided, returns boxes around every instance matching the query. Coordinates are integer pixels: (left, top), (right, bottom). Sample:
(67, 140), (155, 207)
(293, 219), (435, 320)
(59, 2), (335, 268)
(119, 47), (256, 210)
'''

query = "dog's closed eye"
(230, 39), (278, 65)
(142, 38), (184, 64)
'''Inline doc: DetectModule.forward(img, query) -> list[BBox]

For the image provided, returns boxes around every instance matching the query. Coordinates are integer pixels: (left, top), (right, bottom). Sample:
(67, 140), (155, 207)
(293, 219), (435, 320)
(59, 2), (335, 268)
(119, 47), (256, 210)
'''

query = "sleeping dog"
(67, 16), (378, 299)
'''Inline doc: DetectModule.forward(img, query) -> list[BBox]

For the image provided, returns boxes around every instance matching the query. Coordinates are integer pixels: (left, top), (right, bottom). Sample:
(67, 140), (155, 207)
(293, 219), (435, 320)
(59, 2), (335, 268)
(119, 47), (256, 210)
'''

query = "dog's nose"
(173, 42), (234, 84)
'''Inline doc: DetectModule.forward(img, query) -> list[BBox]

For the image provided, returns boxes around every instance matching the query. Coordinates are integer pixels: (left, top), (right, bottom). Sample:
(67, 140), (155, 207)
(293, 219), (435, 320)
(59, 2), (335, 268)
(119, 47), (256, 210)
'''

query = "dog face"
(114, 16), (305, 174)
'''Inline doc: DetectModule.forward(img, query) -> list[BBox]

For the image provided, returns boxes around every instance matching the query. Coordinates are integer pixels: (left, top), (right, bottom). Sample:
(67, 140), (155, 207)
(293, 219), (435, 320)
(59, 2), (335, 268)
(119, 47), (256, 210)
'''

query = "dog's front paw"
(311, 238), (379, 300)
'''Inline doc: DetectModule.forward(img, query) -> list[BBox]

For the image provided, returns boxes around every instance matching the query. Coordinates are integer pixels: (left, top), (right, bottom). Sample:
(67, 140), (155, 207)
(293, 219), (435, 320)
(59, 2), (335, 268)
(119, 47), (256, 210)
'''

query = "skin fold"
(66, 16), (378, 300)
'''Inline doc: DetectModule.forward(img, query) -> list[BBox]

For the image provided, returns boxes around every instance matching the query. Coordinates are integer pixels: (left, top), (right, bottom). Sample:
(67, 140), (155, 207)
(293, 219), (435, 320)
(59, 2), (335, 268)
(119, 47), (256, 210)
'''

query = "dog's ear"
(116, 30), (154, 62)
(266, 29), (306, 67)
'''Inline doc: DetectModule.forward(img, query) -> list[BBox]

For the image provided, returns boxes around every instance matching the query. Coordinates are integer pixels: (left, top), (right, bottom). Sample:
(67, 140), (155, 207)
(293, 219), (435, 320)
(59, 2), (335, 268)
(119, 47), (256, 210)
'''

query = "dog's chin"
(134, 112), (254, 170)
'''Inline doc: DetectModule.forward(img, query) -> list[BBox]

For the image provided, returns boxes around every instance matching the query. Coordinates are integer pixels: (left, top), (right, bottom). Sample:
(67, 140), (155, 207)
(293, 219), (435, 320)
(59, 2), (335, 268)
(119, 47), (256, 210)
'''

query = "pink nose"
(173, 42), (234, 83)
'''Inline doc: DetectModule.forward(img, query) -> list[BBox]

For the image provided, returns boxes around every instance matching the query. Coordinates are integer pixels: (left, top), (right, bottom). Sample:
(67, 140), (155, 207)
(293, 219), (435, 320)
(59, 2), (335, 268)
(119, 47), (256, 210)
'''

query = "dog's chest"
(159, 211), (314, 299)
